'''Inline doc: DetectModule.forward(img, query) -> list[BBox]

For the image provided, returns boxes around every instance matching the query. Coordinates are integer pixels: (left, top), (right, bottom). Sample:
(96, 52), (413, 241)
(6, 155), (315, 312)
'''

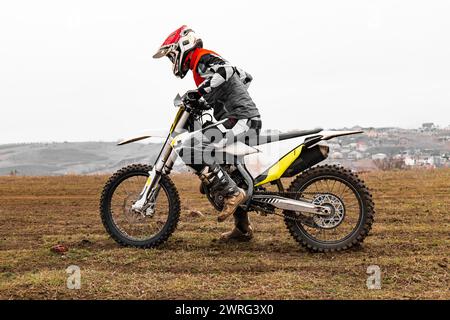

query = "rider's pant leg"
(182, 116), (262, 198)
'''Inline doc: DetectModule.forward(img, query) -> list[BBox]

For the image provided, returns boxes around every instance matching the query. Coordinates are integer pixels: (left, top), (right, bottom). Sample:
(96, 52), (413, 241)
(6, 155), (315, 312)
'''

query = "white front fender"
(117, 130), (168, 146)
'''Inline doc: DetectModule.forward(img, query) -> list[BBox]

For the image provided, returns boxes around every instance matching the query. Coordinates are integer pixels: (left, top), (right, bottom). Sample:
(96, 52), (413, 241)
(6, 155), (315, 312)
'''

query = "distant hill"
(0, 142), (161, 176)
(1, 126), (448, 176)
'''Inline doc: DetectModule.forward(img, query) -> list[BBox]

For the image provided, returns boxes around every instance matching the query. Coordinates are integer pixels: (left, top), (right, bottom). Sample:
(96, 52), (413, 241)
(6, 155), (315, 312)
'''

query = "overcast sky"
(1, 0), (449, 143)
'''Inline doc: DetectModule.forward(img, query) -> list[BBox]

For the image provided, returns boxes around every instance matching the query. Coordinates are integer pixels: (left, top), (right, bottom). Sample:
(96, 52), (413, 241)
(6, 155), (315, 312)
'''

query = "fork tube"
(154, 108), (190, 173)
(153, 135), (174, 173)
(132, 108), (190, 211)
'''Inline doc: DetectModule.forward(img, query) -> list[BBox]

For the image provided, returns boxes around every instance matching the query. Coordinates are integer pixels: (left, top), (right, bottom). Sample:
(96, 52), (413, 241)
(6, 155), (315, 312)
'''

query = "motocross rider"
(153, 25), (261, 242)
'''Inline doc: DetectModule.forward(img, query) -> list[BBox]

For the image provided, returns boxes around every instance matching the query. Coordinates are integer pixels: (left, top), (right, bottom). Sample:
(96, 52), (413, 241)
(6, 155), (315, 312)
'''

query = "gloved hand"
(181, 90), (201, 104)
(196, 99), (211, 111)
(182, 90), (211, 111)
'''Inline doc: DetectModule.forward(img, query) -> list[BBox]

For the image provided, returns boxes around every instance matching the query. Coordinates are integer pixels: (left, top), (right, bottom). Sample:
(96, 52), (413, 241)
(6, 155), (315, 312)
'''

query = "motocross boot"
(219, 209), (254, 242)
(198, 165), (246, 222)
(217, 188), (246, 222)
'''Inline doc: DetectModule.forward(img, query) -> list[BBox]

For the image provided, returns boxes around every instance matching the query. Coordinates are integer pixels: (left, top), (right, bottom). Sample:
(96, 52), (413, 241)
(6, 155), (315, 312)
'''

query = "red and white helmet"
(153, 25), (203, 78)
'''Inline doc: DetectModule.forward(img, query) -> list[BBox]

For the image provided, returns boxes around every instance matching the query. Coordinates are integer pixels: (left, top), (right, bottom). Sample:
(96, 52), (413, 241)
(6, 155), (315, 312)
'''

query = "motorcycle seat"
(253, 128), (323, 146)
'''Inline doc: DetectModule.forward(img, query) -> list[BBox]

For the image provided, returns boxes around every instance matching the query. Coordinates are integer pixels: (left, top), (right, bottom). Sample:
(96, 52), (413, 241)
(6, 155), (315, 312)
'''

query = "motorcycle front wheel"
(284, 164), (375, 252)
(100, 164), (180, 248)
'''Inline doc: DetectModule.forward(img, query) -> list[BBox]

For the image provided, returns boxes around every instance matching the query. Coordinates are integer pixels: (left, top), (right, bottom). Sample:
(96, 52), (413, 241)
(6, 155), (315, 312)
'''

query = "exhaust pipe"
(282, 144), (329, 177)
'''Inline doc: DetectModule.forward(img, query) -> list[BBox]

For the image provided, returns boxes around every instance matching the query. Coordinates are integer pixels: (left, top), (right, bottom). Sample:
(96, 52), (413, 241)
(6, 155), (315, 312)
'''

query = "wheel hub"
(312, 193), (345, 229)
(124, 193), (153, 223)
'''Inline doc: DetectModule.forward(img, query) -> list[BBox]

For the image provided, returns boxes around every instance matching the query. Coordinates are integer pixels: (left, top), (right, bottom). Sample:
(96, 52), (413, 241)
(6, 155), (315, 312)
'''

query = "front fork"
(131, 167), (161, 213)
(131, 107), (190, 213)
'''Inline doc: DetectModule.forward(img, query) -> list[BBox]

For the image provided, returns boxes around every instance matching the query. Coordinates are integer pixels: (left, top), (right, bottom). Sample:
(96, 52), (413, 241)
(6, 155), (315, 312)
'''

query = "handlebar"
(182, 90), (211, 112)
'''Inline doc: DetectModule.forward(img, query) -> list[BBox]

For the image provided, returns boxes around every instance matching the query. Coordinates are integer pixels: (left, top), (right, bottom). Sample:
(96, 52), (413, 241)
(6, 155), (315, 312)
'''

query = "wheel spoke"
(110, 174), (170, 241)
(294, 176), (363, 243)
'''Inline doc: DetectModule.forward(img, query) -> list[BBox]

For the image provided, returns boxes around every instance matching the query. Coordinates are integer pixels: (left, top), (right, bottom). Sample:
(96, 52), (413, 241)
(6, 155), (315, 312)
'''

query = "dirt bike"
(100, 93), (375, 252)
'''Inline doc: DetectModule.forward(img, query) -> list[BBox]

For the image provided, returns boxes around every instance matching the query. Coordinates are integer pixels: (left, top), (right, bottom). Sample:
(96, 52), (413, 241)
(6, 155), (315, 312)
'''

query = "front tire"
(100, 164), (180, 248)
(284, 164), (375, 252)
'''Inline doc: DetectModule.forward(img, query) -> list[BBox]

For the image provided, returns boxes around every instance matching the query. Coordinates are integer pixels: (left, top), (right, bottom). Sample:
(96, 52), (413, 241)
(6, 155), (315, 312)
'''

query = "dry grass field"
(0, 169), (449, 299)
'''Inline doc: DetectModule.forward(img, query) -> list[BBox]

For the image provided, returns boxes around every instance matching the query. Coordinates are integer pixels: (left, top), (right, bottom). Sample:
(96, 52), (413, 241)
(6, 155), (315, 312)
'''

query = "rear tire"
(284, 164), (375, 252)
(100, 164), (180, 248)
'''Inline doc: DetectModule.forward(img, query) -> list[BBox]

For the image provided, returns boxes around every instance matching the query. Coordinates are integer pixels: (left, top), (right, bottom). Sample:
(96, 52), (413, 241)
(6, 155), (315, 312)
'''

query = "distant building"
(429, 156), (442, 166)
(330, 152), (344, 159)
(366, 130), (379, 138)
(404, 156), (415, 166)
(326, 142), (341, 150)
(357, 142), (368, 152)
(372, 153), (387, 160)
(421, 122), (437, 131)
(348, 151), (363, 160)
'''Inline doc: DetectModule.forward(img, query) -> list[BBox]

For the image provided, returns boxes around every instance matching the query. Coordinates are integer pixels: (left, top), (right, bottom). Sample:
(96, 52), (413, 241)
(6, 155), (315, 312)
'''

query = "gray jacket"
(196, 53), (260, 121)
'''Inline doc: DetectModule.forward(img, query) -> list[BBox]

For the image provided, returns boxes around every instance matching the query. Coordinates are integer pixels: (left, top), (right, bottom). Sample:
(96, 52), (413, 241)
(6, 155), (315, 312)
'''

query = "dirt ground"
(0, 169), (449, 299)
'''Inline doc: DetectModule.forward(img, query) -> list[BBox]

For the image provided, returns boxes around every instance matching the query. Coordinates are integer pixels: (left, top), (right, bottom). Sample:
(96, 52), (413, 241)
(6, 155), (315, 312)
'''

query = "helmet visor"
(153, 45), (172, 59)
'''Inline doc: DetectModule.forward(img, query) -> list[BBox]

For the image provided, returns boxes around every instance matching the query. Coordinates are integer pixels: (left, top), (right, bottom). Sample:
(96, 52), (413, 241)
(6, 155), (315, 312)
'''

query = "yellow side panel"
(254, 145), (303, 186)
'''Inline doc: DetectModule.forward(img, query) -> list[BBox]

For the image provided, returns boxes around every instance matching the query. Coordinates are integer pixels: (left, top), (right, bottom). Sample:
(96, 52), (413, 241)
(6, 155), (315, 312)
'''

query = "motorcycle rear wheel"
(284, 164), (375, 252)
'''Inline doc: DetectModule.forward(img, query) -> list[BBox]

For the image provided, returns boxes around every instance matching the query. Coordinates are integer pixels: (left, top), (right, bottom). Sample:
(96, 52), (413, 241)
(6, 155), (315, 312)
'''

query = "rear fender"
(320, 130), (363, 140)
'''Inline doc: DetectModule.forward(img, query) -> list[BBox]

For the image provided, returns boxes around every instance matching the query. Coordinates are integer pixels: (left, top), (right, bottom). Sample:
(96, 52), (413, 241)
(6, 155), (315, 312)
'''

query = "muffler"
(282, 144), (329, 177)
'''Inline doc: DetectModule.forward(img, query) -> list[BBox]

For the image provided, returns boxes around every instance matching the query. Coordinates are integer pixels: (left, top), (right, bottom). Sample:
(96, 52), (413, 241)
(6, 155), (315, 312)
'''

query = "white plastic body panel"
(242, 130), (362, 179)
